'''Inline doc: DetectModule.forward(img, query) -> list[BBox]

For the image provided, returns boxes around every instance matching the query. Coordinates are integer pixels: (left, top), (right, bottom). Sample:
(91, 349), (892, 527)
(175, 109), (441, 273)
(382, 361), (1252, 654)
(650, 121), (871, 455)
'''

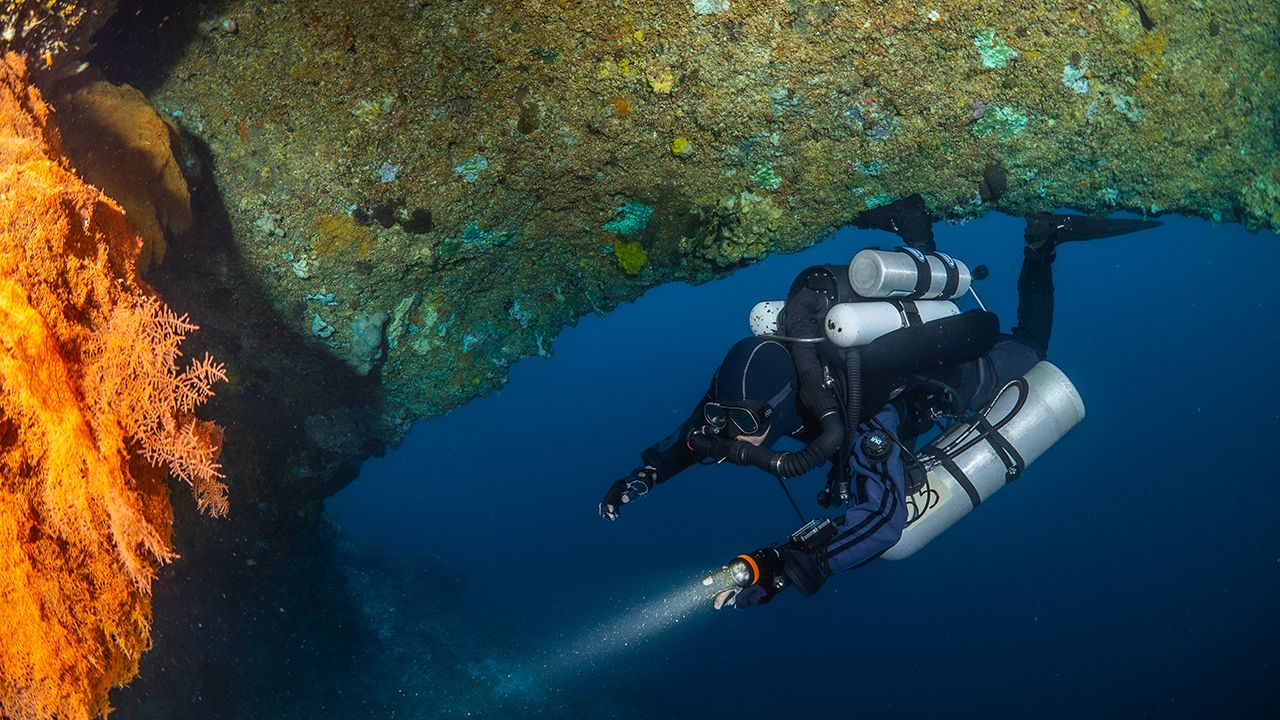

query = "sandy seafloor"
(328, 213), (1279, 718)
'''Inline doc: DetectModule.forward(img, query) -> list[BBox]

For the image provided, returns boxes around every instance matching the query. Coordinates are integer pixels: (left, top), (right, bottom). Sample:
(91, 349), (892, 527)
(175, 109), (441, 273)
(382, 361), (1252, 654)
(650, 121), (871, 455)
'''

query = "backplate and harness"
(740, 247), (1002, 514)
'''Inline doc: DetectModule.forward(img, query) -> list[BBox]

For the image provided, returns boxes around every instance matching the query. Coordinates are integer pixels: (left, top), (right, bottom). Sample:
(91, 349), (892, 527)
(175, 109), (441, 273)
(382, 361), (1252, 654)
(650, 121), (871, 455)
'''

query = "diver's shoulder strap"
(779, 266), (844, 419)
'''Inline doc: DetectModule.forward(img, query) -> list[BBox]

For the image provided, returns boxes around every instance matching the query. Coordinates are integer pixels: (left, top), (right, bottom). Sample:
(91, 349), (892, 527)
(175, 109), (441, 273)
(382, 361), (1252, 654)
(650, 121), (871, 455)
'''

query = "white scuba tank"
(748, 299), (960, 347)
(824, 300), (959, 348)
(881, 361), (1085, 560)
(850, 248), (972, 300)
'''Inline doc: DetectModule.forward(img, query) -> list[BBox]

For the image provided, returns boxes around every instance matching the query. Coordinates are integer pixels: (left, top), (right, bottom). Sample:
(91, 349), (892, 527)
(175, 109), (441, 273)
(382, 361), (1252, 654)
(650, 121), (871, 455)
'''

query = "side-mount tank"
(881, 361), (1085, 560)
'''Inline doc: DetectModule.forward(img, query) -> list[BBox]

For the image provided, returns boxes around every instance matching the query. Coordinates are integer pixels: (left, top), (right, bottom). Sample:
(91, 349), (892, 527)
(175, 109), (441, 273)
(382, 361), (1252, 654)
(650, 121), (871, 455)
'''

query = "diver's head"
(707, 337), (802, 446)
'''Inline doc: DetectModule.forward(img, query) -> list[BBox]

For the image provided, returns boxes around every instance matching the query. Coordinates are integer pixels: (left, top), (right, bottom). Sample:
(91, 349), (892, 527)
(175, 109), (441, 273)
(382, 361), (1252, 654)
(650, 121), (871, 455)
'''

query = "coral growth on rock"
(146, 0), (1279, 439)
(0, 1), (118, 80)
(0, 53), (224, 720)
(74, 0), (1270, 550)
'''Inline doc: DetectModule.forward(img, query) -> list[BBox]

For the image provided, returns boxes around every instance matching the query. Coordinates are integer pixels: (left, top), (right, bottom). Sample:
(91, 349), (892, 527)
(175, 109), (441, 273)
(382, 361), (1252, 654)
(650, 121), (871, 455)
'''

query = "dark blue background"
(328, 214), (1280, 718)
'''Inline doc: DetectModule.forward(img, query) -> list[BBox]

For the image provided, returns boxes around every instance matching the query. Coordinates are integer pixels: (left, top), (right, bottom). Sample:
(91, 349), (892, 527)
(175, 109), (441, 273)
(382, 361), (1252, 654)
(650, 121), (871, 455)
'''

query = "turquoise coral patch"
(603, 202), (654, 236)
(973, 106), (1030, 140)
(453, 156), (489, 182)
(974, 29), (1018, 69)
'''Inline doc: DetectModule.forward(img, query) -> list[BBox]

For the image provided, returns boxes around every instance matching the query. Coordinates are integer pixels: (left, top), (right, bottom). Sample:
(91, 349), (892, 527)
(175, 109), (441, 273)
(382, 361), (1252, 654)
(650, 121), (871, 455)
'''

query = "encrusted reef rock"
(0, 53), (224, 720)
(0, 1), (118, 80)
(96, 1), (1279, 530)
(13, 2), (1262, 713)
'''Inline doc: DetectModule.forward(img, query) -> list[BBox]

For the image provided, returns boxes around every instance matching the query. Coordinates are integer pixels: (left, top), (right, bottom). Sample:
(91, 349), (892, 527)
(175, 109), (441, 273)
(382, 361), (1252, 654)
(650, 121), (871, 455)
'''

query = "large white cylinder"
(824, 300), (959, 348)
(849, 248), (972, 300)
(881, 361), (1085, 560)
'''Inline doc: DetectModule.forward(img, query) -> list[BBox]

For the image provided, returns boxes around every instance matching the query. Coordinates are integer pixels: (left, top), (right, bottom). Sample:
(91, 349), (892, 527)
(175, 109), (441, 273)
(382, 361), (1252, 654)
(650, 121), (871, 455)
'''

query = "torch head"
(728, 556), (756, 587)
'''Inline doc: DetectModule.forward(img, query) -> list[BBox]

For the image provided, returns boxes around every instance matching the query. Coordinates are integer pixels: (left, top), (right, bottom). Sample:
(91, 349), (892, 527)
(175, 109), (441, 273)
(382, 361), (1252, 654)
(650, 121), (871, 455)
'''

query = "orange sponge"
(53, 77), (193, 272)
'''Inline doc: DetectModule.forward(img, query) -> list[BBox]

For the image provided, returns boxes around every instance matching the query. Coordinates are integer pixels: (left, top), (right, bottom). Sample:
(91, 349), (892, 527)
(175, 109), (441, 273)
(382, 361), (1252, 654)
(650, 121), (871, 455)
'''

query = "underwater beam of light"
(538, 567), (740, 680)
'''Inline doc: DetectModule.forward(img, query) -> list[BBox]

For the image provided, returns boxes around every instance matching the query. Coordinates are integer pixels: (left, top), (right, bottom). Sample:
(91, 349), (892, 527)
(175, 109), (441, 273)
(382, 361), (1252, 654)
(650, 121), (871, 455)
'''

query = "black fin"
(853, 193), (937, 252)
(1025, 212), (1162, 245)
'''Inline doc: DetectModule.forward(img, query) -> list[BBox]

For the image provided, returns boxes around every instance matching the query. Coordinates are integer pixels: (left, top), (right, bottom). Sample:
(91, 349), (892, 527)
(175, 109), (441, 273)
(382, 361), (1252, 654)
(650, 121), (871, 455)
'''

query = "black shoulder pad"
(861, 310), (1000, 376)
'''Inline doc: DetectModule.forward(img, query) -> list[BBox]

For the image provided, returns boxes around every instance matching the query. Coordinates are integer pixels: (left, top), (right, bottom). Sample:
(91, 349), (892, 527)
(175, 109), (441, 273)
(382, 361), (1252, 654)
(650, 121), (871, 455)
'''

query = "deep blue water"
(327, 214), (1280, 718)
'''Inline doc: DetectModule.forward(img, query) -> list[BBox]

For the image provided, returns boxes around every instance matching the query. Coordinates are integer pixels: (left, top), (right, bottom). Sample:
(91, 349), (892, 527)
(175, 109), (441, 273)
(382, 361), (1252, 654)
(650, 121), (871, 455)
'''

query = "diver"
(599, 195), (1160, 609)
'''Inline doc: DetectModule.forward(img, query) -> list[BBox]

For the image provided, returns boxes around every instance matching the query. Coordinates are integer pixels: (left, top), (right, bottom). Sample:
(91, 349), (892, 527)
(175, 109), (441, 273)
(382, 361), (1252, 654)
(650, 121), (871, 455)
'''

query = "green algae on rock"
(131, 0), (1277, 517)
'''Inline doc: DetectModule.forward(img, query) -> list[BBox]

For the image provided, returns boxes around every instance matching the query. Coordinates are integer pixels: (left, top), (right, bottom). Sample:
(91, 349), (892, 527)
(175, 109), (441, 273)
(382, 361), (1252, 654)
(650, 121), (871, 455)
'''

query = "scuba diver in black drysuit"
(599, 195), (1159, 608)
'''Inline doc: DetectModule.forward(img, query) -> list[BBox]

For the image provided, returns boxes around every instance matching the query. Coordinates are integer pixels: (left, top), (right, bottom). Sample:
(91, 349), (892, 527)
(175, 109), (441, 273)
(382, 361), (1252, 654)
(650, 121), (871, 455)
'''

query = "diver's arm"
(637, 384), (714, 482)
(638, 419), (697, 482)
(601, 385), (714, 520)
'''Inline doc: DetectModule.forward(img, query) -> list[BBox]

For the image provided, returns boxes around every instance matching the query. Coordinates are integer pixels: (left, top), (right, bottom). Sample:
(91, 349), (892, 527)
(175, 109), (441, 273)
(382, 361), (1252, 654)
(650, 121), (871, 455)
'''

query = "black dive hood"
(689, 349), (863, 479)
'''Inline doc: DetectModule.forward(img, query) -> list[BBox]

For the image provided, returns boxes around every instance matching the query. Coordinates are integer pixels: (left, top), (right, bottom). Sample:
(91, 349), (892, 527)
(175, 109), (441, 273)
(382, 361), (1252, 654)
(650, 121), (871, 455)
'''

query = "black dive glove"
(599, 466), (659, 521)
(710, 544), (827, 610)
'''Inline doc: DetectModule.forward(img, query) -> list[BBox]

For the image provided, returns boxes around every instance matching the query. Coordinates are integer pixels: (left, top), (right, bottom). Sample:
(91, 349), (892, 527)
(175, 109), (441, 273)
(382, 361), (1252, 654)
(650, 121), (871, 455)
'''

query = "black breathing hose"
(821, 348), (862, 504)
(844, 348), (862, 448)
(688, 412), (844, 479)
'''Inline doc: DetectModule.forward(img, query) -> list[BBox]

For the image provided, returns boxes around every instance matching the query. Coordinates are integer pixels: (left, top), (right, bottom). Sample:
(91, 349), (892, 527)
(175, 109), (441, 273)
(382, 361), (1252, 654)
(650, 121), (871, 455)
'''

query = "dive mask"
(703, 400), (773, 437)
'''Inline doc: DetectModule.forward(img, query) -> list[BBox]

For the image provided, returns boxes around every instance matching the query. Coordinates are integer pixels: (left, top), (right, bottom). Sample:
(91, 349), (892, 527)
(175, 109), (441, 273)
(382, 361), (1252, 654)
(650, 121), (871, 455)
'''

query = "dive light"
(727, 548), (783, 589)
(726, 519), (839, 589)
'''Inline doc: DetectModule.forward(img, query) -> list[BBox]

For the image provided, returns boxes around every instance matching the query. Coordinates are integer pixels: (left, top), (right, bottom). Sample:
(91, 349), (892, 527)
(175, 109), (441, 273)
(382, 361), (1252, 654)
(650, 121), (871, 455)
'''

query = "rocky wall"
(90, 0), (1279, 536)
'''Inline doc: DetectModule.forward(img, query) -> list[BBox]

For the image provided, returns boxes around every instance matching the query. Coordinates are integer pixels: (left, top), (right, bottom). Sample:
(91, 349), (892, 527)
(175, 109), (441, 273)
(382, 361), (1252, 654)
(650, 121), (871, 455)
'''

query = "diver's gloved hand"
(712, 582), (776, 610)
(709, 545), (827, 610)
(599, 466), (659, 521)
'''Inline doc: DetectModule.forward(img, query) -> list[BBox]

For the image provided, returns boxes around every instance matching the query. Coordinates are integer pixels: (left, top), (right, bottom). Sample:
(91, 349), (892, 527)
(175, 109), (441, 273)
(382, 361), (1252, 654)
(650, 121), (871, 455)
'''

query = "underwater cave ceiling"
(15, 0), (1280, 539)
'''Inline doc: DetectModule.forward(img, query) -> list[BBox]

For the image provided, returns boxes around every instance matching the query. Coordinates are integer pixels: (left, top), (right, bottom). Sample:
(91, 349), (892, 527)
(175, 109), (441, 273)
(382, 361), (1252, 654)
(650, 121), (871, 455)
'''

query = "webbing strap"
(932, 251), (961, 299)
(975, 416), (1026, 482)
(898, 300), (923, 327)
(924, 443), (982, 509)
(898, 246), (932, 299)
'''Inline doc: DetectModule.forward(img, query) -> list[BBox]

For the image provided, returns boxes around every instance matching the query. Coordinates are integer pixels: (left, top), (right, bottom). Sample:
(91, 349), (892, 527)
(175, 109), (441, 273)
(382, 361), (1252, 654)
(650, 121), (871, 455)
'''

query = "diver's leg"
(1012, 211), (1162, 358)
(1011, 218), (1056, 358)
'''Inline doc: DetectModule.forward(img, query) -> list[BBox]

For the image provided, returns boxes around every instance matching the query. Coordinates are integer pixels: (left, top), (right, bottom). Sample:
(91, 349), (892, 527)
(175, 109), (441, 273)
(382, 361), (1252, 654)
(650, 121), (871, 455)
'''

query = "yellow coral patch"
(314, 212), (378, 261)
(613, 238), (647, 275)
(648, 70), (675, 94)
(1131, 32), (1168, 90)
